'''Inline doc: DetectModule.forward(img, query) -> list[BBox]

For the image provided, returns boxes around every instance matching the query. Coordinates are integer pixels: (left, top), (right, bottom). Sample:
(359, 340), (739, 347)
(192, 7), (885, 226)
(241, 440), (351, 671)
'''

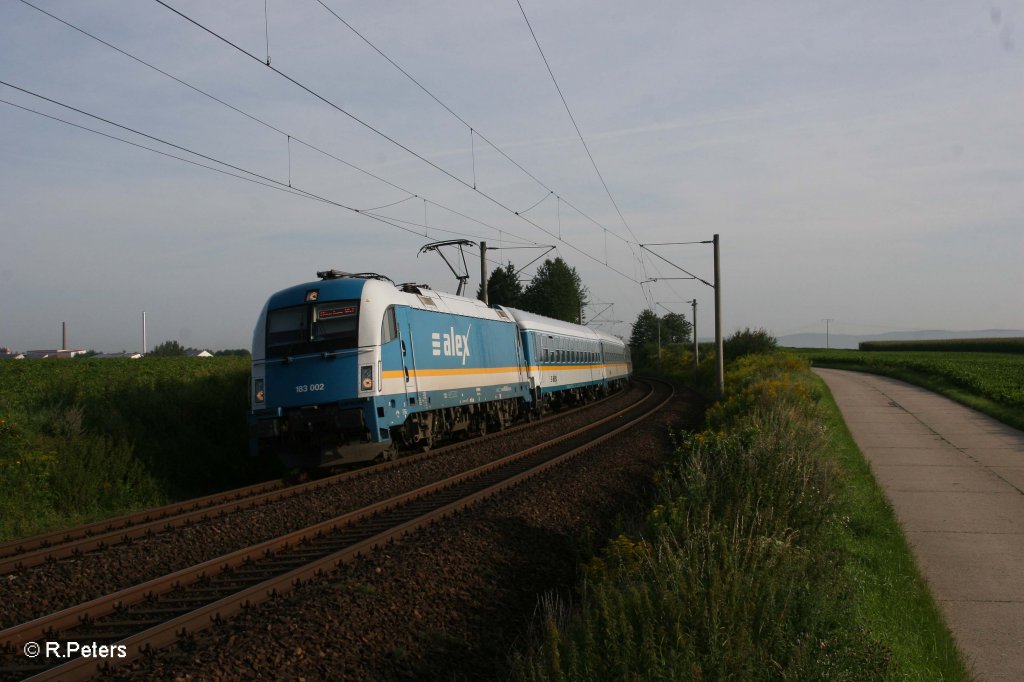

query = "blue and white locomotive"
(249, 271), (631, 468)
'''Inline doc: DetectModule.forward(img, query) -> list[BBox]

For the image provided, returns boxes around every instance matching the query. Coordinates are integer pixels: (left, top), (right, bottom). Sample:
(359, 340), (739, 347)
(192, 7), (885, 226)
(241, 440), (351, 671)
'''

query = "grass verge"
(794, 349), (1024, 432)
(0, 358), (282, 541)
(812, 373), (967, 680)
(509, 354), (969, 681)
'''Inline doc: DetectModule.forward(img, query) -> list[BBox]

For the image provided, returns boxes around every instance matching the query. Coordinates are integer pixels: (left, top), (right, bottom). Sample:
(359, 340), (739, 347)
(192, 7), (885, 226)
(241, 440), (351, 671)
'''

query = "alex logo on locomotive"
(431, 325), (472, 365)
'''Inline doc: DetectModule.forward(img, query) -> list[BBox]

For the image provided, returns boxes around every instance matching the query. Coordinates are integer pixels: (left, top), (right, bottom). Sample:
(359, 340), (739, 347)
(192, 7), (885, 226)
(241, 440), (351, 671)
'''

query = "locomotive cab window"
(313, 302), (358, 344)
(381, 306), (398, 344)
(266, 300), (359, 357)
(266, 305), (307, 353)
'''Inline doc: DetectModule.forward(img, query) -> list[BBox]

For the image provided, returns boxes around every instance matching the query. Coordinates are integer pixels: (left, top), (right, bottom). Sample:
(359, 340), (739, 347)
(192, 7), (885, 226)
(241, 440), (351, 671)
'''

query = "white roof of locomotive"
(378, 283), (513, 323)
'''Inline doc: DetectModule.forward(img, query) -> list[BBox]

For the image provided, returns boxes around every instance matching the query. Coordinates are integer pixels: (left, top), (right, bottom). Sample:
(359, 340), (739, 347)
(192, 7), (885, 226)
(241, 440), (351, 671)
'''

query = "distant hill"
(779, 329), (1024, 350)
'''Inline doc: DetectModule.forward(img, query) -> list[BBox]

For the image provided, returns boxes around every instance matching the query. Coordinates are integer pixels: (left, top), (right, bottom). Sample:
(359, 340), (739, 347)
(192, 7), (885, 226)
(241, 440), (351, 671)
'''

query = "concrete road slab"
(962, 448), (1024, 469)
(991, 467), (1024, 492)
(944, 433), (1024, 450)
(860, 446), (974, 468)
(849, 432), (947, 448)
(907, 531), (1024, 602)
(872, 464), (1009, 493)
(885, 491), (1024, 534)
(939, 601), (1024, 682)
(815, 368), (1024, 682)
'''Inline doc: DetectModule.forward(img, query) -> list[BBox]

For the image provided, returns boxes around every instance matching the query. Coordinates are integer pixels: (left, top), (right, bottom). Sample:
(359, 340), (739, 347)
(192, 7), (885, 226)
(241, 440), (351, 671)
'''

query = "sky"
(1, 0), (1021, 352)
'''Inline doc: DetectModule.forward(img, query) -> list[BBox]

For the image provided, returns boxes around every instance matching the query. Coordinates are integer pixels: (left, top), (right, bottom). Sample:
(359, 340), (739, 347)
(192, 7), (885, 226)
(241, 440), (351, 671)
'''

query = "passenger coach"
(507, 308), (631, 408)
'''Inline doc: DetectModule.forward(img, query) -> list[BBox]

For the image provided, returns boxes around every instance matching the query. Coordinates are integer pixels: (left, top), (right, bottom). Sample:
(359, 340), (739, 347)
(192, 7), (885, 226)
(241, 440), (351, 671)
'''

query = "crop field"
(0, 357), (277, 540)
(858, 337), (1024, 353)
(794, 349), (1024, 429)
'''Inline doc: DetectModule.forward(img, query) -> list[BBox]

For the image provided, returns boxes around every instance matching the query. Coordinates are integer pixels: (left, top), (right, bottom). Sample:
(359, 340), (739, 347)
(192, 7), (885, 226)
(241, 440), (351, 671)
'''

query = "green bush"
(512, 354), (890, 680)
(724, 326), (778, 359)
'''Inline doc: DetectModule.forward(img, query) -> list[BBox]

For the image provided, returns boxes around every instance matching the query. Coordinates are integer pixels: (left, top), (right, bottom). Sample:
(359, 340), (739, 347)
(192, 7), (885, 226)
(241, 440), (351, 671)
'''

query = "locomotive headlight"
(360, 365), (373, 391)
(254, 378), (265, 403)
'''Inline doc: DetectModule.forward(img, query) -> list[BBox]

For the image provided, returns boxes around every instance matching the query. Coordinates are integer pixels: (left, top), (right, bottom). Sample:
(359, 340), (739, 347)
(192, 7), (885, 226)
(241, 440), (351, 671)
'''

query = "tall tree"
(626, 305), (659, 352)
(630, 309), (692, 368)
(661, 312), (692, 344)
(477, 261), (523, 308)
(150, 340), (185, 357)
(520, 257), (588, 322)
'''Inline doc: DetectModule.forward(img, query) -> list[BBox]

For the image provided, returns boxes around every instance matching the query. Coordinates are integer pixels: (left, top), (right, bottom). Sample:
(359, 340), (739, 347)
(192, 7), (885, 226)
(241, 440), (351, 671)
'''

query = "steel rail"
(1, 380), (670, 681)
(0, 387), (629, 574)
(0, 478), (288, 560)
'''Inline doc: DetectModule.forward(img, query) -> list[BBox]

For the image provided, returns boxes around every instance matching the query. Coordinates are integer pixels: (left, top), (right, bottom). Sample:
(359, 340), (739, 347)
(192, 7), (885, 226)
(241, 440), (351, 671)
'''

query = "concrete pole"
(713, 234), (724, 398)
(479, 241), (488, 305)
(691, 299), (699, 373)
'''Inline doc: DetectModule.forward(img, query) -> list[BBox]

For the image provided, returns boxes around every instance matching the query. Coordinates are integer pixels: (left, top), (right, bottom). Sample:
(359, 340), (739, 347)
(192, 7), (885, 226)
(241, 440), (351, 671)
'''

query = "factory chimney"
(62, 321), (67, 351)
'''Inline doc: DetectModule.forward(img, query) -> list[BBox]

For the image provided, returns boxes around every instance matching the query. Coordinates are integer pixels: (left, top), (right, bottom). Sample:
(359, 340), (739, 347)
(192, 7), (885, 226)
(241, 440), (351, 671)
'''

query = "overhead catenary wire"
(305, 0), (645, 282)
(309, 0), (638, 249)
(0, 96), (332, 207)
(517, 190), (553, 215)
(515, 0), (648, 284)
(11, 0), (638, 311)
(0, 83), (498, 245)
(151, 0), (643, 285)
(263, 0), (272, 65)
(14, 0), (535, 248)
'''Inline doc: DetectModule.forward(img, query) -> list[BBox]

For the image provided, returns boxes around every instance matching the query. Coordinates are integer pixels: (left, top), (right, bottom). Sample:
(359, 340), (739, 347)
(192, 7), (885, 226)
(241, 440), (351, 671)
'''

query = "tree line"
(143, 256), (776, 368)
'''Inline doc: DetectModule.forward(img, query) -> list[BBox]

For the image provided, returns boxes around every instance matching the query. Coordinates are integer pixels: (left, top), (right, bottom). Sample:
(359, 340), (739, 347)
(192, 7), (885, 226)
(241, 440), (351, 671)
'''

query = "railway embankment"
(0, 380), (689, 680)
(510, 354), (970, 681)
(0, 353), (981, 679)
(0, 357), (276, 541)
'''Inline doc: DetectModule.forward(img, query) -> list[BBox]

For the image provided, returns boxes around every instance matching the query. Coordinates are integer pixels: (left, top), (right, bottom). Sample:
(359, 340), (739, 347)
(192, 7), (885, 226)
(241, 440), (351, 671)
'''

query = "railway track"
(0, 386), (629, 576)
(0, 379), (671, 680)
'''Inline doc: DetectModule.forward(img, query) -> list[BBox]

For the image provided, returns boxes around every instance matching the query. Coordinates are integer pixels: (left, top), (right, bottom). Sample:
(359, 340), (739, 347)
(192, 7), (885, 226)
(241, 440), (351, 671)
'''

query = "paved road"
(815, 368), (1024, 682)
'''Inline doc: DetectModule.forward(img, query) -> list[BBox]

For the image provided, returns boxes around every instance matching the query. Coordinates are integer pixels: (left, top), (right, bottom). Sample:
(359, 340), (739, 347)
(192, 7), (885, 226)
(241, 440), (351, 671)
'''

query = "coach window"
(381, 306), (398, 344)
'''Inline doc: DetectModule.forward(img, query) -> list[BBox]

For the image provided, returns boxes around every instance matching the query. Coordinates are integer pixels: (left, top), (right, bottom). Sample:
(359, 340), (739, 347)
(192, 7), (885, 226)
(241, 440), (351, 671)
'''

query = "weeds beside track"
(511, 354), (969, 681)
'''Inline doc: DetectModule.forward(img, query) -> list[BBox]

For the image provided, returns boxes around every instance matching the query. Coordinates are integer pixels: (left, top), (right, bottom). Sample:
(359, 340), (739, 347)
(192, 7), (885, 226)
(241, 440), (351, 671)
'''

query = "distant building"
(93, 352), (144, 359)
(0, 349), (24, 360)
(185, 349), (214, 358)
(24, 349), (88, 359)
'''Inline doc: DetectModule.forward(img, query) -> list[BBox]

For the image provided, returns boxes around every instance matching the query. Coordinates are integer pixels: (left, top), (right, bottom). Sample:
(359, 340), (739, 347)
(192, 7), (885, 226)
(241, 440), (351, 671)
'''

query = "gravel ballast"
(0, 386), (647, 629)
(107, 384), (697, 680)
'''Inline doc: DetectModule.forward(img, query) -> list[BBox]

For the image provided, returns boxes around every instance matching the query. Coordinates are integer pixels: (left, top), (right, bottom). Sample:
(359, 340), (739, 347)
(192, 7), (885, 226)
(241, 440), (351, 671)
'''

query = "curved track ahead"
(0, 379), (672, 681)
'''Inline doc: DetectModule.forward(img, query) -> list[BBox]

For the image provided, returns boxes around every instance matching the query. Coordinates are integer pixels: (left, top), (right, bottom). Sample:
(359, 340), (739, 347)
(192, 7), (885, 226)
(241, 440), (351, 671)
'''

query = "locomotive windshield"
(266, 300), (359, 357)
